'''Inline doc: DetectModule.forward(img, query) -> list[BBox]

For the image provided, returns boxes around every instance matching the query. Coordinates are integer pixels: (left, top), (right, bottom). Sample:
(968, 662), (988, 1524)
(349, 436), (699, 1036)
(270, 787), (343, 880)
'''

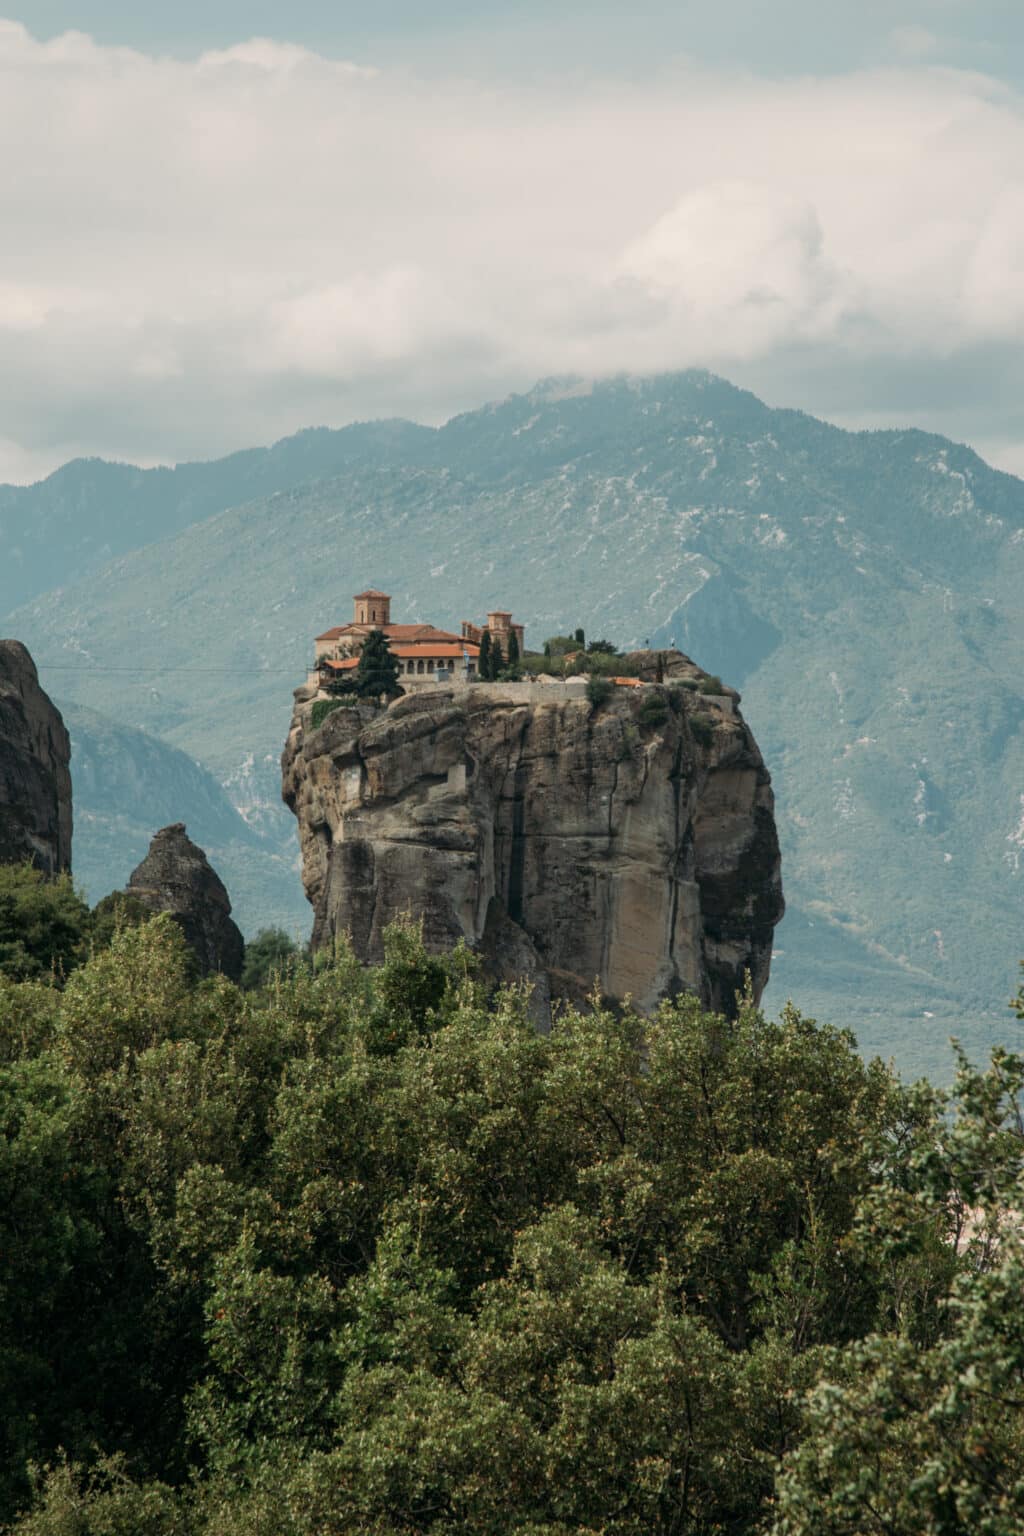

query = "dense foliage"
(2, 907), (1022, 1533)
(356, 629), (401, 699)
(240, 927), (301, 990)
(0, 866), (148, 983)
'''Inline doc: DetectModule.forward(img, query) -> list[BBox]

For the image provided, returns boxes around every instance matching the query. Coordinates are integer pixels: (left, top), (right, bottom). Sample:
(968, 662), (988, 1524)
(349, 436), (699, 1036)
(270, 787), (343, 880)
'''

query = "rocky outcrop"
(126, 823), (244, 980)
(0, 639), (72, 874)
(282, 656), (783, 1017)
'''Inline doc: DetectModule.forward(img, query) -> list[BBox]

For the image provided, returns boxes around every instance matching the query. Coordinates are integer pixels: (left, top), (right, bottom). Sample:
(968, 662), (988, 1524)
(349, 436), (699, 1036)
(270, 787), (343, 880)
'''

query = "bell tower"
(353, 589), (392, 626)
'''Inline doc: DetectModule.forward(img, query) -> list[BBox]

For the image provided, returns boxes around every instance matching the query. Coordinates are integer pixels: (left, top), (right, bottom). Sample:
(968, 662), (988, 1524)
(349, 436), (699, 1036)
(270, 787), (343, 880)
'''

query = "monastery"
(314, 590), (525, 685)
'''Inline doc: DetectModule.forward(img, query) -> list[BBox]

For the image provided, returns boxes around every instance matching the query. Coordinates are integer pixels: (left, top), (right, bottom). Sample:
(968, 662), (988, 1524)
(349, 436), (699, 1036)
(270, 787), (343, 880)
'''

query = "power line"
(33, 661), (306, 675)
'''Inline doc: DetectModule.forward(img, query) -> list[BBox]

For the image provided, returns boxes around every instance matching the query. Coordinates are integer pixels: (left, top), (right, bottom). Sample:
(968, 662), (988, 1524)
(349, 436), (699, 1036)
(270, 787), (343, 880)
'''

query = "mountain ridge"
(5, 368), (1022, 1078)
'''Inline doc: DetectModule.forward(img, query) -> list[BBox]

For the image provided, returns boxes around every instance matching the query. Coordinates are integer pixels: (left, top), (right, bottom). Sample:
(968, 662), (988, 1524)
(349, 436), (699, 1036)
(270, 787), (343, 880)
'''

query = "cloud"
(888, 26), (942, 59)
(2, 19), (1024, 478)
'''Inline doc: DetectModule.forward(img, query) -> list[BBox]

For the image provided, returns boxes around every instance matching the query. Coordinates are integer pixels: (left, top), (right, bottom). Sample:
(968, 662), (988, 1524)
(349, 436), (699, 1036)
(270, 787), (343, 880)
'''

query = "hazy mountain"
(8, 370), (1024, 1078)
(0, 419), (435, 615)
(61, 702), (308, 938)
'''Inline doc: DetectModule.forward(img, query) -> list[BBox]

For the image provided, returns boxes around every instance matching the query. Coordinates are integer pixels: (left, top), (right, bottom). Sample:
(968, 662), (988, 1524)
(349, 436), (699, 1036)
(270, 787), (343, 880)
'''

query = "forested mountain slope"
(8, 371), (1024, 1077)
(0, 418), (434, 614)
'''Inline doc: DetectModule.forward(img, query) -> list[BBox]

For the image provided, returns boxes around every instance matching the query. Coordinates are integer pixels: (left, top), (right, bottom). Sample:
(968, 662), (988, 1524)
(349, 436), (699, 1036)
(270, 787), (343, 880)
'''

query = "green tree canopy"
(3, 894), (1024, 1536)
(240, 927), (301, 990)
(356, 628), (400, 698)
(0, 866), (93, 981)
(505, 628), (520, 671)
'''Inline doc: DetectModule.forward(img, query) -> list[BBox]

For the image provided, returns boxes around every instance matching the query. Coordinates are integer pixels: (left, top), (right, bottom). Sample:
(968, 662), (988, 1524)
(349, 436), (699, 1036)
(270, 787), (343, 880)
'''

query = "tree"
(89, 892), (151, 954)
(574, 626), (585, 647)
(587, 637), (618, 655)
(477, 630), (492, 681)
(505, 629), (520, 672)
(0, 866), (92, 982)
(240, 928), (300, 990)
(773, 1044), (1024, 1536)
(2, 911), (1003, 1536)
(355, 629), (400, 699)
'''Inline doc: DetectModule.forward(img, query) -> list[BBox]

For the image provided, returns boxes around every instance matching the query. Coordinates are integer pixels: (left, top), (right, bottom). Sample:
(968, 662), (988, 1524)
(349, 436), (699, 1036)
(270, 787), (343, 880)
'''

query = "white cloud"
(2, 19), (1024, 477)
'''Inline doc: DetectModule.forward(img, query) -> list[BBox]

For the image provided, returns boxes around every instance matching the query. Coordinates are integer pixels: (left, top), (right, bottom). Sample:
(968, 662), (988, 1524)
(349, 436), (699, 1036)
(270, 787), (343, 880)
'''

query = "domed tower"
(354, 589), (392, 626)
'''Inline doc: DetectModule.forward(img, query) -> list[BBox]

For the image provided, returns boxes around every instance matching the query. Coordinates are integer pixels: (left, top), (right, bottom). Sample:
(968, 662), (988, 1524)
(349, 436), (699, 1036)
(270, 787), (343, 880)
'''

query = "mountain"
(61, 701), (308, 938)
(7, 370), (1024, 1078)
(0, 419), (435, 615)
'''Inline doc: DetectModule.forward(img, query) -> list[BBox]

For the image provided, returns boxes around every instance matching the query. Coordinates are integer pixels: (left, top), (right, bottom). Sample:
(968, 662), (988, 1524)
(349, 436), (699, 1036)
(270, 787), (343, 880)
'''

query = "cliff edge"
(0, 639), (72, 874)
(282, 658), (783, 1016)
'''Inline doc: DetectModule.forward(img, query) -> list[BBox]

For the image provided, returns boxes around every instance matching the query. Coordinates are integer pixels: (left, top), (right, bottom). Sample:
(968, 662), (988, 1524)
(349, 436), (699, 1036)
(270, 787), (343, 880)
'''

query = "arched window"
(417, 659), (425, 674)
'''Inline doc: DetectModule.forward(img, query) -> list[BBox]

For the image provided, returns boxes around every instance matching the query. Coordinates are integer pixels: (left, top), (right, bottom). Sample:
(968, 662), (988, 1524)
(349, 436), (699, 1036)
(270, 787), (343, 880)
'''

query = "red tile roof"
(383, 624), (464, 641)
(322, 657), (359, 671)
(316, 621), (469, 644)
(392, 642), (479, 659)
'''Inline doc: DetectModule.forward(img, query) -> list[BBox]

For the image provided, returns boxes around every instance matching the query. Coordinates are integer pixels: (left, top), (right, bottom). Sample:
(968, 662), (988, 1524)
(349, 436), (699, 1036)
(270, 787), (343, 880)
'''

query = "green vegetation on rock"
(310, 697), (352, 730)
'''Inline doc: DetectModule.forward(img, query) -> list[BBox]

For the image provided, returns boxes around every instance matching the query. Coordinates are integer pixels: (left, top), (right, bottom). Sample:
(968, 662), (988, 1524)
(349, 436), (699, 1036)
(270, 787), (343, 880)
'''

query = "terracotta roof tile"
(392, 643), (478, 659)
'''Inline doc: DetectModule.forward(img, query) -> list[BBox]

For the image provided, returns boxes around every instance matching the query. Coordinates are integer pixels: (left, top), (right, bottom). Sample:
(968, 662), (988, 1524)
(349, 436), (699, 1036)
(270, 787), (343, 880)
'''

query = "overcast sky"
(3, 3), (1024, 481)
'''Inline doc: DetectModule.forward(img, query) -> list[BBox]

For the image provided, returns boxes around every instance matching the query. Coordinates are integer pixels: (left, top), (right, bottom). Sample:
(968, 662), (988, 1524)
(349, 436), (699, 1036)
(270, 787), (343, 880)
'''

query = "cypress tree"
(506, 629), (520, 672)
(356, 629), (400, 699)
(478, 631), (492, 681)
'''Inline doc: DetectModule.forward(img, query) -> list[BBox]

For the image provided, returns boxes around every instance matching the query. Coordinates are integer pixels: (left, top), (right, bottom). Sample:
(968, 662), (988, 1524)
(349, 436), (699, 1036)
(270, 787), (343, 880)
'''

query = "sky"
(2, 3), (1024, 481)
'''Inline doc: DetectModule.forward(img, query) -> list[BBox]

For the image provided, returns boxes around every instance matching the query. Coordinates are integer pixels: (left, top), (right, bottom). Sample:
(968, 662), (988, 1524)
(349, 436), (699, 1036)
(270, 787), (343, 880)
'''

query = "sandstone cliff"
(126, 823), (244, 981)
(0, 639), (72, 874)
(282, 657), (783, 1016)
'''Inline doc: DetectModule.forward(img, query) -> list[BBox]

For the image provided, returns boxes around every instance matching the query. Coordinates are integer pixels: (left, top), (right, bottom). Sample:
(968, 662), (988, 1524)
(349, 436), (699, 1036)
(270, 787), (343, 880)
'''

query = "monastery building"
(314, 590), (525, 685)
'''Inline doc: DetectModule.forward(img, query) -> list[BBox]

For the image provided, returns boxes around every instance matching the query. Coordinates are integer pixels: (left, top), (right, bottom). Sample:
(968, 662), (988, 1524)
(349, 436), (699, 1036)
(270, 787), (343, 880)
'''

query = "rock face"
(282, 656), (784, 1016)
(126, 823), (244, 980)
(0, 639), (72, 874)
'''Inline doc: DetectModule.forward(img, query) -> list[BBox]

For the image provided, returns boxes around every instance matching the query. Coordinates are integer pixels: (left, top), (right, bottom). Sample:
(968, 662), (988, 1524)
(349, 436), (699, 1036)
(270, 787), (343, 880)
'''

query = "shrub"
(638, 694), (669, 730)
(689, 710), (716, 746)
(543, 634), (578, 658)
(697, 674), (725, 695)
(586, 677), (613, 707)
(311, 697), (355, 730)
(583, 651), (642, 678)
